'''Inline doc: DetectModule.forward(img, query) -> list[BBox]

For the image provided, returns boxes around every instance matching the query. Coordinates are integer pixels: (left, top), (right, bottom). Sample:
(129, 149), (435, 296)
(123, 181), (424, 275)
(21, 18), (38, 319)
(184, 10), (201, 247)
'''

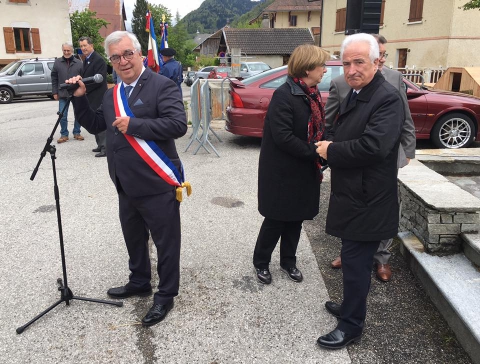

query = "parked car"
(0, 58), (56, 104)
(195, 66), (217, 80)
(226, 62), (480, 149)
(184, 71), (196, 86)
(207, 66), (232, 79)
(239, 62), (271, 79)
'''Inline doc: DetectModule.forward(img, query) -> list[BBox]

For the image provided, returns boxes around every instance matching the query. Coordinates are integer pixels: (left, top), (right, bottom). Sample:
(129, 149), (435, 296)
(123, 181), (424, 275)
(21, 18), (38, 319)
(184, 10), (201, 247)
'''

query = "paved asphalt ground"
(0, 91), (477, 363)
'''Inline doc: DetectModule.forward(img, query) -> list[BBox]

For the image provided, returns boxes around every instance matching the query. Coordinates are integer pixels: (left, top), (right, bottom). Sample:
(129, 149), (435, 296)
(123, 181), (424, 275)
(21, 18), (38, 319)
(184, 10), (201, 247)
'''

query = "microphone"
(59, 74), (104, 91)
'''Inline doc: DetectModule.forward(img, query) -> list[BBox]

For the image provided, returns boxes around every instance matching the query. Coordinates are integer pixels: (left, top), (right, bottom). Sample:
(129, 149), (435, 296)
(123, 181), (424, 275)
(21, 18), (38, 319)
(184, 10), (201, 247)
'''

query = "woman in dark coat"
(252, 44), (330, 285)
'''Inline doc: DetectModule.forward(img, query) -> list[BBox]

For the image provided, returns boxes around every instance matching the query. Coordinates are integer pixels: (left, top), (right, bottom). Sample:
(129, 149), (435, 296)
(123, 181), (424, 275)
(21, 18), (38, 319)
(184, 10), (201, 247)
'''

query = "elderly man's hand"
(315, 141), (332, 160)
(64, 75), (86, 97)
(112, 116), (131, 134)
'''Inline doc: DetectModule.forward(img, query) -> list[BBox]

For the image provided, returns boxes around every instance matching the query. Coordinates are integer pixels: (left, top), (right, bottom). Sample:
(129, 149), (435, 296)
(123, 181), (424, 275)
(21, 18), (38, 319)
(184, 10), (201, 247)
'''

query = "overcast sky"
(123, 0), (205, 30)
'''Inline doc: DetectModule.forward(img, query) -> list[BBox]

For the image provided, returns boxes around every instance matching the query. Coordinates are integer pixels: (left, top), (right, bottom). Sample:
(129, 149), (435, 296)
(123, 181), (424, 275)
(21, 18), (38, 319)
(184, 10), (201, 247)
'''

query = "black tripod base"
(16, 278), (123, 334)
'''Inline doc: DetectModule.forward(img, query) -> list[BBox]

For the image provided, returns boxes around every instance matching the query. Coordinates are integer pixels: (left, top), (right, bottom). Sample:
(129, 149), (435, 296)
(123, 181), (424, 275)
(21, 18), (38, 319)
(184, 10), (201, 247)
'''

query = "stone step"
(398, 231), (480, 364)
(462, 233), (480, 268)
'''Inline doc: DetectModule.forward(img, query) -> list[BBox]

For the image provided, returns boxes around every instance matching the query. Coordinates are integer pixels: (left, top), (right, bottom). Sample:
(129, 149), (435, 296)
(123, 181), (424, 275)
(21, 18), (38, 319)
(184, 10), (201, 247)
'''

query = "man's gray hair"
(104, 31), (142, 57)
(340, 33), (379, 63)
(62, 42), (74, 50)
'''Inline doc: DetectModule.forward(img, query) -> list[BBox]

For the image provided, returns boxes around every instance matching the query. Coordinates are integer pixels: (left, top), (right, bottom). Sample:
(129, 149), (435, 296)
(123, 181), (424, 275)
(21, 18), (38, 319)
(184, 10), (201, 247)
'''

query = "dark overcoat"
(258, 77), (322, 221)
(81, 51), (108, 109)
(72, 69), (187, 197)
(325, 71), (403, 241)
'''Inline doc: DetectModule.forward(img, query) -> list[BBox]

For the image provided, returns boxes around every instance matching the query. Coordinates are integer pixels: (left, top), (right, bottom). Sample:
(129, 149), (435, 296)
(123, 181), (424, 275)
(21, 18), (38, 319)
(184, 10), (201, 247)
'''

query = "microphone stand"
(17, 93), (122, 334)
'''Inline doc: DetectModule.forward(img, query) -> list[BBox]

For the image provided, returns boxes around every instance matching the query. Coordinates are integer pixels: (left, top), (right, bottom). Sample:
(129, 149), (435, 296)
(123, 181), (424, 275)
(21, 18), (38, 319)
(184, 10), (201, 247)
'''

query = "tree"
(131, 0), (172, 56)
(70, 10), (109, 57)
(463, 0), (480, 10)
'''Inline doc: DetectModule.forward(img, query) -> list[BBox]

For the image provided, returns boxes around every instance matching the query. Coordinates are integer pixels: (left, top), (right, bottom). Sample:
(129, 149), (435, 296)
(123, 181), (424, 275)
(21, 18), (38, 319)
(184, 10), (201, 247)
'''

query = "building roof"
(264, 0), (322, 12)
(223, 28), (314, 55)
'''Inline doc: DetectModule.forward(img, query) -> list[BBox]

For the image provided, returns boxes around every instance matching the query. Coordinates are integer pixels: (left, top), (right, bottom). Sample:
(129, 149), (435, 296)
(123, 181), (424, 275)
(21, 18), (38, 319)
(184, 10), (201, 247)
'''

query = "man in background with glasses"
(324, 34), (416, 282)
(78, 36), (108, 157)
(67, 31), (187, 327)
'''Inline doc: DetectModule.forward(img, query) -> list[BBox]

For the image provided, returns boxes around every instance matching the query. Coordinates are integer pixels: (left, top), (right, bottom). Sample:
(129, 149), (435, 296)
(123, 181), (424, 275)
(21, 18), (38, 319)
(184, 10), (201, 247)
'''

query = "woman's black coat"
(258, 77), (322, 221)
(325, 71), (403, 241)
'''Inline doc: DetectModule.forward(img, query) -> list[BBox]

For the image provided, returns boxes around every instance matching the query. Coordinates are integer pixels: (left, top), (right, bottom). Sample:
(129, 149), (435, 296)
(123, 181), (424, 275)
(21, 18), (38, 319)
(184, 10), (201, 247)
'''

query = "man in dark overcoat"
(78, 36), (108, 157)
(68, 31), (187, 326)
(316, 33), (403, 349)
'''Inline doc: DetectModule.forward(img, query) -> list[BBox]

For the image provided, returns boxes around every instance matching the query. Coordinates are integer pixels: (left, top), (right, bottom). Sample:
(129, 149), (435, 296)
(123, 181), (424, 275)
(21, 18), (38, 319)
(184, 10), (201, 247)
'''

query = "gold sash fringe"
(176, 182), (192, 202)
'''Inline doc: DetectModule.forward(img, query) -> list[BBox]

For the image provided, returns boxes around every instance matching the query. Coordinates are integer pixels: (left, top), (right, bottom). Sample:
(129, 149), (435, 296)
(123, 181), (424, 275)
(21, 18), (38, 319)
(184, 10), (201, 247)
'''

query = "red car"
(208, 66), (231, 79)
(226, 61), (480, 148)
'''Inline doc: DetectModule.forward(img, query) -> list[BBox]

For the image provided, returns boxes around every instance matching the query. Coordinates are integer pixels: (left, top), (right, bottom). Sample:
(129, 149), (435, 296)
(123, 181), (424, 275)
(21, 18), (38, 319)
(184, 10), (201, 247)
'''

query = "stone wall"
(399, 181), (480, 254)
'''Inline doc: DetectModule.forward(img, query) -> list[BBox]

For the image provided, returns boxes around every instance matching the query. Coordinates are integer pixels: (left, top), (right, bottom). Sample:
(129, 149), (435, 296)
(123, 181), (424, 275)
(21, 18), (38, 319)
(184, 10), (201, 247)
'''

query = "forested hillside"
(179, 0), (269, 34)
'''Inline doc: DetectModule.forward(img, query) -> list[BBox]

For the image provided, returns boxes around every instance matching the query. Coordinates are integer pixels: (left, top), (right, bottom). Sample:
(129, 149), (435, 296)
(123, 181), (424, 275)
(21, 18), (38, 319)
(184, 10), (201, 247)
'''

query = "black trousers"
(253, 217), (303, 270)
(118, 188), (181, 305)
(95, 130), (106, 151)
(337, 238), (380, 336)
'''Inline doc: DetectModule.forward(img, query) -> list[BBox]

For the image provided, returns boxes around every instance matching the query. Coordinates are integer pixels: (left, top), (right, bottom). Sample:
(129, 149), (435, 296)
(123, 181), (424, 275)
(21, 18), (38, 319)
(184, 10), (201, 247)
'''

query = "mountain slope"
(179, 0), (267, 34)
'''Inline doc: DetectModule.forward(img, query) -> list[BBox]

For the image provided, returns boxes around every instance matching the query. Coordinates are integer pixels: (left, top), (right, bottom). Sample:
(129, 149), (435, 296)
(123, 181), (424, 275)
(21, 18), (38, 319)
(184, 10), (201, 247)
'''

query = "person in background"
(78, 36), (108, 157)
(252, 44), (329, 285)
(51, 43), (84, 144)
(316, 33), (403, 349)
(159, 48), (183, 95)
(325, 34), (416, 282)
(67, 31), (187, 327)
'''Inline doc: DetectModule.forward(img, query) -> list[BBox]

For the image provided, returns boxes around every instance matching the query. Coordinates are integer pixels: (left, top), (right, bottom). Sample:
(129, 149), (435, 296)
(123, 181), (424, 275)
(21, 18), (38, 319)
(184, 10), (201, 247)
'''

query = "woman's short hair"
(104, 31), (142, 57)
(288, 44), (330, 78)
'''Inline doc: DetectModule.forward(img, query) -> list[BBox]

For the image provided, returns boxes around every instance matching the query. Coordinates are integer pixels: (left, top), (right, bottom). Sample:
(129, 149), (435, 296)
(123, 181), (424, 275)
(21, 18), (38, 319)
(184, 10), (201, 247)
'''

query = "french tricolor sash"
(113, 83), (191, 202)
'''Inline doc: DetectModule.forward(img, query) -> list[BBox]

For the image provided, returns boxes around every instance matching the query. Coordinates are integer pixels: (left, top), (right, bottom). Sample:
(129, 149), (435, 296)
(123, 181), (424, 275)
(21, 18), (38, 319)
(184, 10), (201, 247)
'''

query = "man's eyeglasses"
(109, 50), (136, 64)
(379, 52), (389, 59)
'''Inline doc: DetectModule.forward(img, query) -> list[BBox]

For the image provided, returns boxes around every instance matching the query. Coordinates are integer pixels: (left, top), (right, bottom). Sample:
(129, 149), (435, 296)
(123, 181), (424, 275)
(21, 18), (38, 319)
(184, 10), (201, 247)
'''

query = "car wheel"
(0, 87), (13, 104)
(431, 113), (475, 149)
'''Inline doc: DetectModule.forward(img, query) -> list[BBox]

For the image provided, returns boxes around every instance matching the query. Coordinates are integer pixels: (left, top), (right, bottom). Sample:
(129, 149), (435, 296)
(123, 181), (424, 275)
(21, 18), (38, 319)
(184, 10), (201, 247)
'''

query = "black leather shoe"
(254, 267), (272, 284)
(141, 301), (174, 327)
(95, 151), (107, 157)
(107, 286), (152, 299)
(317, 328), (362, 349)
(92, 147), (102, 152)
(325, 301), (341, 319)
(281, 266), (303, 282)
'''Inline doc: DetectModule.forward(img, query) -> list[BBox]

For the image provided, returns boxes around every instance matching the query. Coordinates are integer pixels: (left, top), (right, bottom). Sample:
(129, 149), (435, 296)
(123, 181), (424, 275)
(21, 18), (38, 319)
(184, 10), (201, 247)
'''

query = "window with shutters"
(335, 8), (347, 32)
(14, 28), (30, 52)
(409, 0), (424, 22)
(3, 27), (41, 54)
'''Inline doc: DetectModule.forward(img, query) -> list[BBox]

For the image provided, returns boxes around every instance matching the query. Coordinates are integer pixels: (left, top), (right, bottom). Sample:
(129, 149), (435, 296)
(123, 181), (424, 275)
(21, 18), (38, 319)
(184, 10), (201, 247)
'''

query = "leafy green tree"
(463, 0), (480, 10)
(131, 0), (172, 56)
(70, 10), (109, 58)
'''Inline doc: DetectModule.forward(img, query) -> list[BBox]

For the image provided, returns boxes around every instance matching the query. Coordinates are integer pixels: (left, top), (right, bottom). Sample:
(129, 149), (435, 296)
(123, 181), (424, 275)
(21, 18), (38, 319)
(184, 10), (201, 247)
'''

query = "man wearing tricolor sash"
(68, 31), (189, 327)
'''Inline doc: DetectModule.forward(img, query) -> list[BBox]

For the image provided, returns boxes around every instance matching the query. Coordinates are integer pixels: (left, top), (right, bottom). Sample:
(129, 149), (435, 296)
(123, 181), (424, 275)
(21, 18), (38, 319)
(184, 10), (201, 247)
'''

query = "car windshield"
(242, 66), (288, 85)
(2, 61), (22, 75)
(1, 61), (16, 73)
(248, 63), (270, 71)
(187, 72), (195, 76)
(217, 67), (231, 73)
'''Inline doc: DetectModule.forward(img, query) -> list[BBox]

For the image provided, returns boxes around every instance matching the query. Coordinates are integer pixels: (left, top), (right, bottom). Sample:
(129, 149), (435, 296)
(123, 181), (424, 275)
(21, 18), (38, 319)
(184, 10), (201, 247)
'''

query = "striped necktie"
(125, 85), (133, 99)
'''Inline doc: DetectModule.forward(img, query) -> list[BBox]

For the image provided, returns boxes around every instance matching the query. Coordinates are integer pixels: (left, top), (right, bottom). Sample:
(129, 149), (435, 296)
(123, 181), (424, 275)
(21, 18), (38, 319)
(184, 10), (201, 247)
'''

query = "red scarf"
(293, 77), (326, 171)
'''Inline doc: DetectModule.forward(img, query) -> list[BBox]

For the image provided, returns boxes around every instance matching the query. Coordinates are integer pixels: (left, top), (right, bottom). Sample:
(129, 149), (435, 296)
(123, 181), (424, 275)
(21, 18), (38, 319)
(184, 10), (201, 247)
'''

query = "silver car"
(239, 62), (271, 79)
(0, 58), (55, 104)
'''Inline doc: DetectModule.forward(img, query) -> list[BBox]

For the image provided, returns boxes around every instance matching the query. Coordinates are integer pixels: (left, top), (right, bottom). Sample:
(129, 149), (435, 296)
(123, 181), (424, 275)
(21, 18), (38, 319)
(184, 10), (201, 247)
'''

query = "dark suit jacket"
(325, 72), (403, 241)
(72, 68), (188, 197)
(258, 77), (321, 221)
(82, 51), (108, 109)
(324, 67), (416, 167)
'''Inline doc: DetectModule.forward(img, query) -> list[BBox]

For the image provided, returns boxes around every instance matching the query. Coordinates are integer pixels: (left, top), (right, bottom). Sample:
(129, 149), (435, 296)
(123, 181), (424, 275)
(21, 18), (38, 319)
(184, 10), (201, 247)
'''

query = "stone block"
(426, 233), (439, 243)
(427, 214), (441, 224)
(428, 224), (461, 235)
(440, 214), (453, 224)
(461, 224), (479, 233)
(454, 213), (480, 224)
(439, 235), (461, 245)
